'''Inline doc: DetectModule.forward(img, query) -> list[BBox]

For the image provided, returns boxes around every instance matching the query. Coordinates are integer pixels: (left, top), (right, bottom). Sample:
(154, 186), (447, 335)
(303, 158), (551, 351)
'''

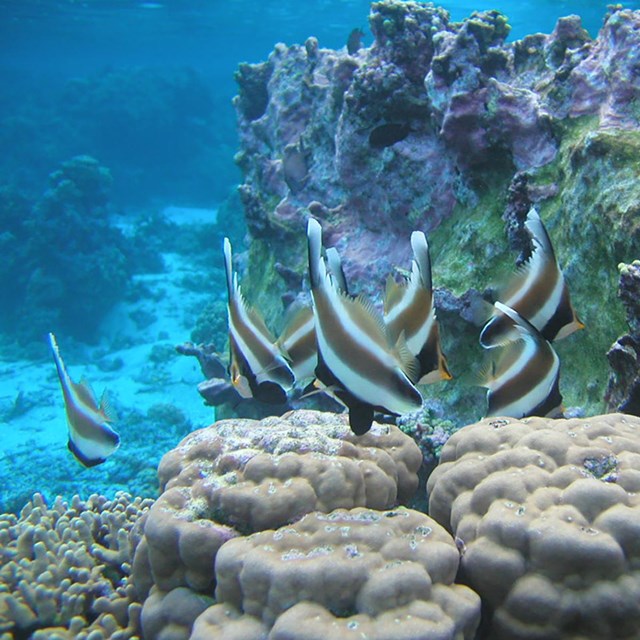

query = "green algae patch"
(530, 118), (640, 414)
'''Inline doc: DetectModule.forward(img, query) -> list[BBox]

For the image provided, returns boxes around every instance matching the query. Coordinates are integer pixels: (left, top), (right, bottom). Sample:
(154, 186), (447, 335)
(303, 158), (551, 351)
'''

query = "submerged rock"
(230, 1), (640, 423)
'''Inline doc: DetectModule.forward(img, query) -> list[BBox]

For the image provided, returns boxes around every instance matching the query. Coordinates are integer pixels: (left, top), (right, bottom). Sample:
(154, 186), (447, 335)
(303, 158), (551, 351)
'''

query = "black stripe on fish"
(307, 219), (422, 434)
(483, 302), (562, 419)
(224, 238), (294, 402)
(384, 231), (451, 384)
(480, 208), (583, 346)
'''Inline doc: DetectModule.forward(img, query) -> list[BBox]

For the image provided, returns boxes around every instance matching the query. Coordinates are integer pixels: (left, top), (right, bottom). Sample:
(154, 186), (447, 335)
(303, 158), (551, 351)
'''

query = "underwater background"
(2, 0), (640, 637)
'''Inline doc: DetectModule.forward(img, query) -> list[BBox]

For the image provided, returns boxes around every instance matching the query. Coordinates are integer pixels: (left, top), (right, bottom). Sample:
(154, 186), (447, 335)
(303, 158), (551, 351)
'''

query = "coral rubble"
(427, 412), (640, 639)
(231, 1), (640, 421)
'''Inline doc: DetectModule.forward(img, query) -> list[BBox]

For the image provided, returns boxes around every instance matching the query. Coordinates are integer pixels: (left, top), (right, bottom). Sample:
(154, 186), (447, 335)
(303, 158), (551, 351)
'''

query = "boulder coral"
(0, 491), (151, 639)
(132, 410), (422, 602)
(191, 507), (481, 640)
(427, 412), (640, 640)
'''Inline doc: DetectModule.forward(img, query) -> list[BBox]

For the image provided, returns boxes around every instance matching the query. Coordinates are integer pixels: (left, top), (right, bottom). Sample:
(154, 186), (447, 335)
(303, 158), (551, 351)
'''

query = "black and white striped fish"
(384, 231), (451, 385)
(49, 332), (120, 468)
(481, 302), (563, 418)
(307, 218), (423, 434)
(224, 238), (294, 404)
(480, 208), (583, 347)
(277, 303), (316, 383)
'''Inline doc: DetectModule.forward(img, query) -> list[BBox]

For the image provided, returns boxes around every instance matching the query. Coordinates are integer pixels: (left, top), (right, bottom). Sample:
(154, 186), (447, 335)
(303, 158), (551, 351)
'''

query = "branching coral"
(192, 507), (480, 640)
(427, 412), (640, 639)
(0, 491), (152, 638)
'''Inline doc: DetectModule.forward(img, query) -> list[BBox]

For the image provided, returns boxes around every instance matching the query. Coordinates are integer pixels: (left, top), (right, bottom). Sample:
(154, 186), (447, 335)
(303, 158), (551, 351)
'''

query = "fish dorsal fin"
(495, 301), (543, 343)
(410, 231), (432, 290)
(235, 285), (278, 343)
(73, 378), (99, 410)
(350, 293), (390, 341)
(525, 208), (555, 258)
(384, 274), (407, 314)
(326, 247), (348, 294)
(277, 303), (314, 348)
(99, 390), (118, 422)
(394, 331), (420, 382)
(223, 237), (234, 299)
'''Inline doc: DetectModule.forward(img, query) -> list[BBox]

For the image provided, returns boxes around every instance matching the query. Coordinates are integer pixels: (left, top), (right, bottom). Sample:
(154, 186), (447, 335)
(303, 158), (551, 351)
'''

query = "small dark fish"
(347, 27), (365, 55)
(480, 302), (563, 419)
(369, 122), (411, 149)
(223, 238), (294, 404)
(384, 231), (451, 385)
(480, 208), (584, 347)
(307, 218), (423, 435)
(49, 333), (120, 468)
(283, 140), (309, 193)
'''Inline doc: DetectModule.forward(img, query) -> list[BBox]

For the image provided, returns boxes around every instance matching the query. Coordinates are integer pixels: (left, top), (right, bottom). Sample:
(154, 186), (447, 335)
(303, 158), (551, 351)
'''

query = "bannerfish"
(480, 302), (563, 419)
(277, 303), (317, 383)
(347, 27), (365, 55)
(224, 237), (295, 404)
(480, 207), (584, 347)
(48, 332), (120, 468)
(369, 122), (411, 149)
(384, 231), (452, 385)
(326, 247), (349, 295)
(307, 218), (423, 434)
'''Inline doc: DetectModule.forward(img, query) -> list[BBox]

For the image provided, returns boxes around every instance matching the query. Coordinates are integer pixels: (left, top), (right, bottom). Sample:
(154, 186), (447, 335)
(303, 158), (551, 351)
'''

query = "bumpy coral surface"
(427, 412), (640, 640)
(0, 491), (151, 639)
(192, 507), (480, 640)
(133, 410), (422, 599)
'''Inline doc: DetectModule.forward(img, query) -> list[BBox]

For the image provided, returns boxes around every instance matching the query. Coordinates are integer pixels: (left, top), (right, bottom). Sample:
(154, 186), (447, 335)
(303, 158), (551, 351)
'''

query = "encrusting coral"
(0, 491), (152, 638)
(427, 412), (640, 640)
(132, 410), (422, 602)
(191, 507), (481, 640)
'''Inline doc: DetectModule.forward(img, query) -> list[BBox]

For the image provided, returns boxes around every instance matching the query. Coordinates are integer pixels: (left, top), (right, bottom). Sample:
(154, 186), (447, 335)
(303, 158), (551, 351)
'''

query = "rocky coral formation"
(192, 507), (480, 640)
(606, 260), (640, 415)
(132, 410), (423, 636)
(231, 1), (640, 422)
(0, 491), (151, 638)
(427, 412), (640, 640)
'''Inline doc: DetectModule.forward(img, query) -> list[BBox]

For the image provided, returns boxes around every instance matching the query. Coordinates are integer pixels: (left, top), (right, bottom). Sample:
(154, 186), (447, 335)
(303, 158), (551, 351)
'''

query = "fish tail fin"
(410, 231), (432, 290)
(223, 237), (234, 299)
(307, 218), (324, 289)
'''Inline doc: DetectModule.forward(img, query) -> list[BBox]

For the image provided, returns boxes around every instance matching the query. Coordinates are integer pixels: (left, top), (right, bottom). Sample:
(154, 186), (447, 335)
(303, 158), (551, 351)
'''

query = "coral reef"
(427, 412), (640, 640)
(191, 507), (480, 640)
(606, 260), (640, 415)
(0, 156), (131, 343)
(232, 1), (640, 422)
(0, 67), (237, 207)
(132, 410), (423, 635)
(0, 491), (151, 638)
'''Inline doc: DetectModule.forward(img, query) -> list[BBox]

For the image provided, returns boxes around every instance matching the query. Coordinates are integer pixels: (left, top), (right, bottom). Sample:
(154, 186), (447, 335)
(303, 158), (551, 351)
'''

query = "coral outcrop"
(232, 1), (640, 421)
(427, 412), (640, 640)
(191, 507), (481, 640)
(132, 410), (422, 615)
(606, 260), (640, 416)
(0, 492), (151, 638)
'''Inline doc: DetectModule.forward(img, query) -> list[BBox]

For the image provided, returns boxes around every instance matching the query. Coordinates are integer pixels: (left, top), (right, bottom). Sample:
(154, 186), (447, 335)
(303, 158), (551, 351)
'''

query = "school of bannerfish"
(48, 206), (584, 467)
(223, 208), (583, 435)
